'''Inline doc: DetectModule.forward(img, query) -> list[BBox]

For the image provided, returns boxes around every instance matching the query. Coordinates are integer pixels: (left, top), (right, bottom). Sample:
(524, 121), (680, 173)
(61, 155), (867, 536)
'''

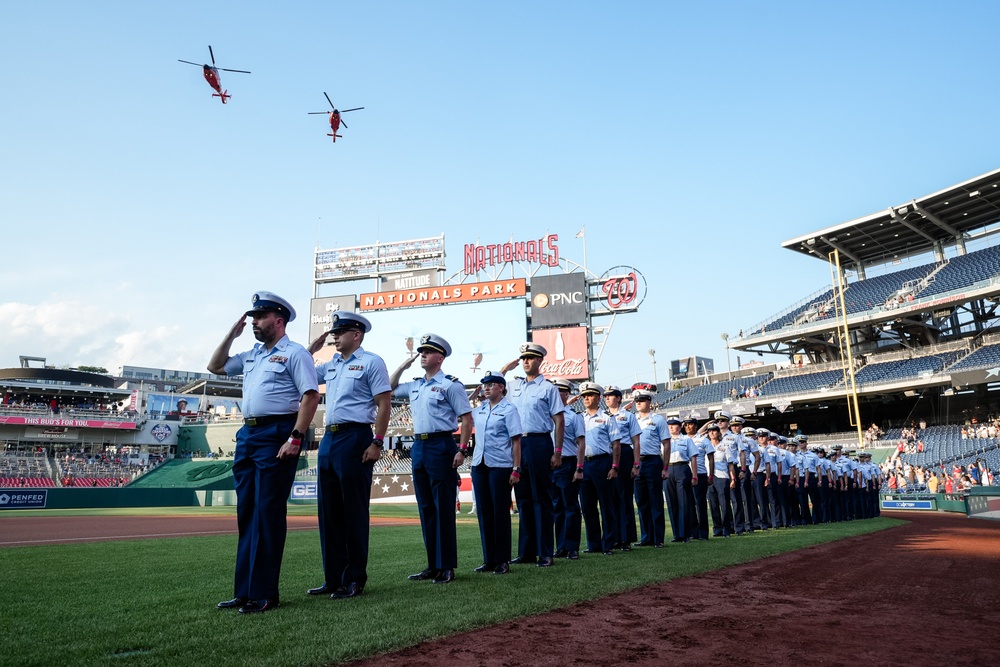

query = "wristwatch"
(291, 429), (303, 440)
(513, 466), (522, 473)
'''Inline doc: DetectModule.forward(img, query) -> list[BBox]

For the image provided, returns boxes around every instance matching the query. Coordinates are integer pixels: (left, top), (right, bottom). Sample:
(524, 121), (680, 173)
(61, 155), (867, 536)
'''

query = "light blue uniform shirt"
(316, 346), (391, 425)
(795, 451), (806, 478)
(558, 406), (585, 458)
(471, 397), (522, 468)
(583, 411), (621, 456)
(668, 434), (695, 464)
(223, 334), (319, 418)
(754, 442), (771, 474)
(393, 370), (472, 434)
(722, 432), (740, 466)
(693, 435), (715, 474)
(636, 413), (669, 457)
(766, 444), (783, 475)
(712, 440), (735, 478)
(609, 410), (642, 447)
(508, 375), (562, 433)
(802, 450), (820, 474)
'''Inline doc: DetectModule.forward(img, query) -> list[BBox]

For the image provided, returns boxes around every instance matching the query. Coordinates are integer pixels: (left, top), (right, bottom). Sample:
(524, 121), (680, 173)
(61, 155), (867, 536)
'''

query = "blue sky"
(3, 1), (1000, 388)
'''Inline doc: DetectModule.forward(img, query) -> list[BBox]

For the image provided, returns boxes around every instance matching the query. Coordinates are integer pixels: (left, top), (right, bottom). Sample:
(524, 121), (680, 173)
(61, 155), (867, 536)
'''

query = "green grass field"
(0, 509), (901, 667)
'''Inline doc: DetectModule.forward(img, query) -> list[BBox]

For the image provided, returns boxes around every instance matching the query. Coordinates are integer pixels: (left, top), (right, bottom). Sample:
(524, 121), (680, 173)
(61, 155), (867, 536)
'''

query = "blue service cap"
(666, 417), (682, 426)
(417, 333), (452, 357)
(578, 381), (604, 396)
(632, 389), (654, 401)
(603, 384), (623, 397)
(519, 342), (547, 359)
(246, 291), (296, 322)
(681, 415), (698, 424)
(479, 371), (506, 386)
(329, 311), (371, 333)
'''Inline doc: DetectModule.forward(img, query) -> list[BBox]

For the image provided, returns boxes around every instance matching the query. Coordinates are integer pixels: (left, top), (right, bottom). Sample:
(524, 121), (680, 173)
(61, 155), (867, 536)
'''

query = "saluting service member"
(390, 334), (473, 585)
(469, 371), (522, 575)
(550, 379), (586, 560)
(306, 312), (391, 600)
(603, 385), (642, 550)
(208, 291), (320, 614)
(578, 382), (622, 555)
(500, 343), (564, 568)
(631, 389), (669, 547)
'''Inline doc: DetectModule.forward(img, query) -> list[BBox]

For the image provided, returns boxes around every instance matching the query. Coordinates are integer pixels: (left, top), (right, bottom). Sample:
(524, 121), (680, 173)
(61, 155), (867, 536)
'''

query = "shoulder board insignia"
(445, 374), (460, 382)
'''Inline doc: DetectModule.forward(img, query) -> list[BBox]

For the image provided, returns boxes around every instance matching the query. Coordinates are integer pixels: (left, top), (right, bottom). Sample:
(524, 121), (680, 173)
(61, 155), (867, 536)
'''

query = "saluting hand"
(228, 316), (248, 340)
(307, 331), (330, 355)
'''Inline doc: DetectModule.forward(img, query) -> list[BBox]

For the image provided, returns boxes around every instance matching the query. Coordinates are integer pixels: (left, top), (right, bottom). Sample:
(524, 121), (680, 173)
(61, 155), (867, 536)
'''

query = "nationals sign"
(464, 234), (559, 275)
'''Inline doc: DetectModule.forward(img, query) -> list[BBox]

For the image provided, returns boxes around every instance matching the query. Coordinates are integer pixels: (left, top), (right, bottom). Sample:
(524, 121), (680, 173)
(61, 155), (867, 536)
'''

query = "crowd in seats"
(757, 369), (843, 397)
(854, 351), (964, 386)
(54, 447), (165, 488)
(0, 451), (54, 488)
(884, 420), (1000, 490)
(844, 265), (936, 315)
(0, 392), (137, 420)
(664, 375), (771, 409)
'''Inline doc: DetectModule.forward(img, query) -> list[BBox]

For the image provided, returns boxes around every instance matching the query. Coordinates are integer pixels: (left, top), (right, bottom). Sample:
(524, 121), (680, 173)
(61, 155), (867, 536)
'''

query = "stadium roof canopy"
(783, 167), (1000, 270)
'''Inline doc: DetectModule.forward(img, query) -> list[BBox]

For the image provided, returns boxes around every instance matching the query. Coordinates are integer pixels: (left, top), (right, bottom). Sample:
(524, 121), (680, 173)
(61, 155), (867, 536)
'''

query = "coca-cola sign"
(530, 326), (589, 381)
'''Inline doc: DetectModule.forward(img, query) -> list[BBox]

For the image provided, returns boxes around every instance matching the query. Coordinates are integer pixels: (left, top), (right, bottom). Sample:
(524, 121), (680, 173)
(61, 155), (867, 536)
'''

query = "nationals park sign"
(360, 279), (527, 311)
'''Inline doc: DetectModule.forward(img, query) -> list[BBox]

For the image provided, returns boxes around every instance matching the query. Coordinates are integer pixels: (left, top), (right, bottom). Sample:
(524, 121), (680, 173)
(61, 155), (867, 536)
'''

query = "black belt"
(326, 422), (371, 433)
(243, 413), (297, 427)
(640, 455), (661, 461)
(524, 432), (551, 438)
(414, 431), (454, 440)
(585, 453), (610, 461)
(670, 461), (690, 466)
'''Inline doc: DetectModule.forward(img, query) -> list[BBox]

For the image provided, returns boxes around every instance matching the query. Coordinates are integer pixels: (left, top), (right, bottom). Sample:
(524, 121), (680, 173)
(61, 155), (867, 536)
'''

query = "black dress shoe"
(407, 568), (439, 581)
(602, 550), (615, 556)
(238, 598), (279, 614)
(536, 557), (554, 568)
(553, 549), (568, 558)
(493, 562), (509, 575)
(217, 596), (249, 609)
(473, 562), (495, 573)
(653, 543), (664, 548)
(432, 569), (455, 584)
(619, 545), (632, 552)
(670, 538), (683, 543)
(307, 583), (334, 596)
(633, 541), (653, 547)
(331, 582), (363, 599)
(582, 548), (597, 554)
(566, 550), (579, 560)
(509, 556), (536, 565)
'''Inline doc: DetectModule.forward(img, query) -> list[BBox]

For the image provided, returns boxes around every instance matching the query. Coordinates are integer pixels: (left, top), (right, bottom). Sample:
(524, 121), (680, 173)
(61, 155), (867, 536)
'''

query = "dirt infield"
(352, 512), (1000, 667)
(0, 514), (418, 547)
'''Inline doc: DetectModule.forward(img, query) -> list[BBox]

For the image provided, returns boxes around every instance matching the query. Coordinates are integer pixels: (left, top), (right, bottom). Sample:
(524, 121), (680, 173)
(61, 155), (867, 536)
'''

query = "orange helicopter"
(178, 46), (250, 104)
(308, 92), (364, 142)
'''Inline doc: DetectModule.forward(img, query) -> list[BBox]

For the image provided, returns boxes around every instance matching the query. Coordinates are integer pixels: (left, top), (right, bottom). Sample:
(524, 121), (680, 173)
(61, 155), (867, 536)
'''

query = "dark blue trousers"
(317, 427), (374, 589)
(708, 477), (733, 536)
(551, 458), (582, 553)
(232, 418), (298, 601)
(471, 464), (513, 566)
(752, 473), (770, 528)
(666, 463), (695, 540)
(614, 445), (638, 546)
(693, 472), (711, 539)
(807, 473), (821, 523)
(633, 456), (665, 545)
(797, 476), (812, 524)
(513, 433), (555, 560)
(411, 435), (459, 570)
(580, 455), (617, 552)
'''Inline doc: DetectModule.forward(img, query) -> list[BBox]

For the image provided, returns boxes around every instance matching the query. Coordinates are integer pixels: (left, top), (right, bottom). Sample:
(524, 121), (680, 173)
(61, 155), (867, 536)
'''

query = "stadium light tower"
(720, 333), (732, 381)
(648, 348), (657, 388)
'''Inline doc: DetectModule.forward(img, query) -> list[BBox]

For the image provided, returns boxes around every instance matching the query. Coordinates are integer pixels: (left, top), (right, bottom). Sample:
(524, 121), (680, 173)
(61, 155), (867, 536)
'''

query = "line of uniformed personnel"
(210, 295), (883, 614)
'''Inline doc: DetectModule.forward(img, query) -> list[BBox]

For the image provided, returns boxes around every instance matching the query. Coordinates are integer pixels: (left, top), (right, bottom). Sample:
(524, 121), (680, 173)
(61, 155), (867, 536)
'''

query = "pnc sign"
(530, 273), (588, 328)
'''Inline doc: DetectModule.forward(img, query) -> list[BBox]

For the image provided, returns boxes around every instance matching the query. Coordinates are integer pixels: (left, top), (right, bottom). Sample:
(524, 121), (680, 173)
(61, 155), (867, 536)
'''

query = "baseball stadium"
(3, 169), (1000, 665)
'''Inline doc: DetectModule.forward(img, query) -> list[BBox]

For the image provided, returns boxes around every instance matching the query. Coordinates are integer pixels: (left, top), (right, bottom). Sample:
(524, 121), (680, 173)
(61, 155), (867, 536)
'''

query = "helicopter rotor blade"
(209, 45), (216, 65)
(323, 92), (335, 110)
(340, 119), (348, 129)
(218, 68), (251, 74)
(307, 112), (328, 115)
(178, 59), (204, 67)
(340, 107), (364, 113)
